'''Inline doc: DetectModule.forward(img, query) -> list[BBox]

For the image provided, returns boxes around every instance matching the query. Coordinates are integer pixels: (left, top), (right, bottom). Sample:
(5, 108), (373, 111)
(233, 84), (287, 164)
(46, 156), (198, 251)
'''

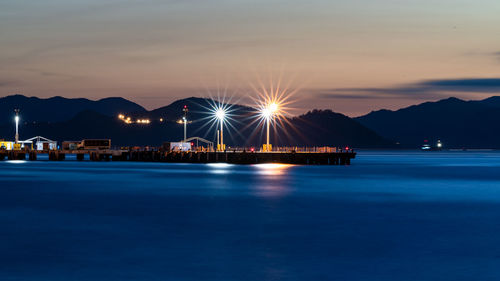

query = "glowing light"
(15, 116), (19, 122)
(119, 115), (134, 124)
(248, 77), (300, 153)
(260, 102), (280, 120)
(256, 163), (292, 169)
(193, 94), (239, 152)
(8, 160), (26, 164)
(269, 102), (278, 113)
(257, 101), (283, 151)
(261, 108), (271, 119)
(255, 163), (293, 176)
(216, 109), (226, 121)
(207, 162), (233, 174)
(136, 119), (150, 124)
(207, 163), (232, 168)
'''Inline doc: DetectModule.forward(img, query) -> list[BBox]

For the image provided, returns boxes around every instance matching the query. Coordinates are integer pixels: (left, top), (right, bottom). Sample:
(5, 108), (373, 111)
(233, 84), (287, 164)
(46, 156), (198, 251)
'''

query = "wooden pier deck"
(0, 150), (356, 165)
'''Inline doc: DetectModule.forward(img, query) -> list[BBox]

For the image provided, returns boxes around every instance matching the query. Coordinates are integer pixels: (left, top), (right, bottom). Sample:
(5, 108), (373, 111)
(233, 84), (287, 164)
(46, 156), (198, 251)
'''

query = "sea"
(1, 151), (500, 281)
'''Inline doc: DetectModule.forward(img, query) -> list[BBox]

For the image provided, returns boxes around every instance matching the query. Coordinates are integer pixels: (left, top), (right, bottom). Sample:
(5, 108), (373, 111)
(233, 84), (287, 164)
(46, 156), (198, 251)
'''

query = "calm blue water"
(1, 151), (500, 281)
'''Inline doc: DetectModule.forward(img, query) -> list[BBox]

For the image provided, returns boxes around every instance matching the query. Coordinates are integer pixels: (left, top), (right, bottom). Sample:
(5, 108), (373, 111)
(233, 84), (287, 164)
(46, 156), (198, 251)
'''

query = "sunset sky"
(1, 0), (500, 116)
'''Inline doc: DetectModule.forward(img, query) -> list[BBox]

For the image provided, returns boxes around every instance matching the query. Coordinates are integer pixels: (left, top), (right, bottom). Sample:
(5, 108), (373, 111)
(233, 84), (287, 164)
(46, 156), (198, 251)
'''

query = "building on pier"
(0, 136), (57, 151)
(0, 140), (14, 150)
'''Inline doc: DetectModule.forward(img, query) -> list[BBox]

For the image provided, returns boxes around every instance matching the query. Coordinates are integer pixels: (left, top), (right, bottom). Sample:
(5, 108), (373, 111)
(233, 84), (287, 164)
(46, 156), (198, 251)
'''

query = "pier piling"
(29, 151), (37, 161)
(0, 148), (355, 165)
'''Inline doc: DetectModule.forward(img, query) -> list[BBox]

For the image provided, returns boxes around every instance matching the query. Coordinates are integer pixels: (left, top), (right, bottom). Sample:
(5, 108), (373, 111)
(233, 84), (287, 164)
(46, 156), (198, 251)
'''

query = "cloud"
(315, 78), (500, 100)
(420, 78), (500, 92)
(314, 86), (443, 100)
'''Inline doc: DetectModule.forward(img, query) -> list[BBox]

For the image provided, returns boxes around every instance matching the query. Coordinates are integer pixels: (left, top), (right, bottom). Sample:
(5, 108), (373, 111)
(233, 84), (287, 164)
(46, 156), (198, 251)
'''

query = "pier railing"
(163, 146), (352, 153)
(0, 146), (356, 165)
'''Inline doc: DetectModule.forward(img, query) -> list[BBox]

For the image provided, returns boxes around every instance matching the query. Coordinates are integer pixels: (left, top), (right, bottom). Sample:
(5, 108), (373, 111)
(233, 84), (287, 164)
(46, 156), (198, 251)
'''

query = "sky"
(1, 0), (500, 116)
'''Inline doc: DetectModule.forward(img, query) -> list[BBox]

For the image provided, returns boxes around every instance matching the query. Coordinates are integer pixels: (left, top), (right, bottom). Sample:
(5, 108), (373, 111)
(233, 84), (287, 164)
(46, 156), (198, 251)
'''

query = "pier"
(1, 103), (357, 165)
(0, 149), (356, 165)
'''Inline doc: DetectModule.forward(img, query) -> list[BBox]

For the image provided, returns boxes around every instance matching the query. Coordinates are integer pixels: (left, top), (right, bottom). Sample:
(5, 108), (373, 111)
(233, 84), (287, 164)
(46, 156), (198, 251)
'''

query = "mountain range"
(0, 95), (146, 123)
(356, 96), (500, 148)
(0, 94), (499, 148)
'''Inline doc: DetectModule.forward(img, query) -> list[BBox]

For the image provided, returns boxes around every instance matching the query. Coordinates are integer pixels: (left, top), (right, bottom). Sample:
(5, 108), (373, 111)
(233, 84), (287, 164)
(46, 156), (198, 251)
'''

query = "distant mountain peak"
(0, 94), (146, 123)
(356, 95), (500, 148)
(482, 95), (500, 101)
(0, 94), (391, 147)
(439, 96), (464, 103)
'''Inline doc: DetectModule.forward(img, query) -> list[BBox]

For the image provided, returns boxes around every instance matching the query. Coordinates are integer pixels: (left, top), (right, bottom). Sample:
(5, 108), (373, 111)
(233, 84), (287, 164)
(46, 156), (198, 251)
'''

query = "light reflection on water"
(1, 151), (500, 280)
(5, 160), (27, 164)
(254, 163), (294, 176)
(207, 163), (233, 174)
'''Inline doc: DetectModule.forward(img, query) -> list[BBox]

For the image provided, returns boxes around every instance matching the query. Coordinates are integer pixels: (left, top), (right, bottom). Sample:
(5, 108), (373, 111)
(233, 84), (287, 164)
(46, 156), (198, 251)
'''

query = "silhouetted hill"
(129, 98), (392, 147)
(6, 94), (500, 148)
(129, 97), (255, 122)
(0, 95), (146, 123)
(356, 96), (500, 148)
(0, 96), (392, 147)
(285, 110), (391, 147)
(474, 96), (500, 108)
(0, 110), (183, 146)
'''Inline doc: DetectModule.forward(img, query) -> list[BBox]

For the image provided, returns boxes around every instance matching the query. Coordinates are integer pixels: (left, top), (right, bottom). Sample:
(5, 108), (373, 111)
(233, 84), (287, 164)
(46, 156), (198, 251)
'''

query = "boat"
(421, 140), (443, 151)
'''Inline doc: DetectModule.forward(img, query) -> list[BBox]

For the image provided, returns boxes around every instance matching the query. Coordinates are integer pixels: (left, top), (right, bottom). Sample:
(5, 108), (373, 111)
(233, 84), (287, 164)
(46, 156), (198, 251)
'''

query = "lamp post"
(216, 109), (226, 151)
(14, 109), (20, 144)
(266, 116), (270, 150)
(183, 105), (188, 142)
(177, 106), (192, 143)
(262, 102), (278, 152)
(182, 116), (187, 142)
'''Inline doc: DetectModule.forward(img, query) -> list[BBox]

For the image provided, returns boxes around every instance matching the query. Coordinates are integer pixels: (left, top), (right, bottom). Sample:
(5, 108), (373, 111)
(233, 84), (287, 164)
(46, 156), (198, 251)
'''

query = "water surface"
(1, 151), (500, 280)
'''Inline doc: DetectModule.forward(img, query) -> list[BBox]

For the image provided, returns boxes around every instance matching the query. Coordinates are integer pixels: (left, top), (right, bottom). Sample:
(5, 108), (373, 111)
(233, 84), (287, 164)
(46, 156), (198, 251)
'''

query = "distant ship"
(421, 140), (443, 151)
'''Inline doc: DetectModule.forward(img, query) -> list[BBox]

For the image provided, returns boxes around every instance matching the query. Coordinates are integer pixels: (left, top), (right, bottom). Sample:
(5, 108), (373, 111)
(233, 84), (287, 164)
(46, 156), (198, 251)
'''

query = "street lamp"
(216, 108), (226, 151)
(182, 116), (187, 141)
(14, 109), (20, 144)
(261, 102), (278, 152)
(181, 105), (191, 142)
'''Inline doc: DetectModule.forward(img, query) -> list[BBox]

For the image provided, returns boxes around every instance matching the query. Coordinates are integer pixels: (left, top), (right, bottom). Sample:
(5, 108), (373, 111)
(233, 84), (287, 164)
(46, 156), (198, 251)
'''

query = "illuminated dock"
(0, 149), (356, 165)
(2, 98), (357, 165)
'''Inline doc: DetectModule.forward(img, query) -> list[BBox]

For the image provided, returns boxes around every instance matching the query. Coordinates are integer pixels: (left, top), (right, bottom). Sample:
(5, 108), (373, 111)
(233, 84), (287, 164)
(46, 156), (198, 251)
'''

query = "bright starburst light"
(216, 108), (226, 121)
(241, 74), (304, 149)
(269, 102), (278, 113)
(260, 102), (279, 120)
(189, 87), (244, 149)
